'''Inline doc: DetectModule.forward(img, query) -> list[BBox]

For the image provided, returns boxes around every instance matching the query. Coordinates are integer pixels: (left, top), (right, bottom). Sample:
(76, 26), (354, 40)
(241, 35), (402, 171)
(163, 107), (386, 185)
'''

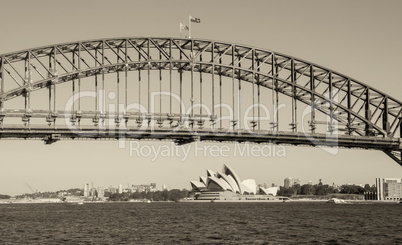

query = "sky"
(0, 0), (401, 196)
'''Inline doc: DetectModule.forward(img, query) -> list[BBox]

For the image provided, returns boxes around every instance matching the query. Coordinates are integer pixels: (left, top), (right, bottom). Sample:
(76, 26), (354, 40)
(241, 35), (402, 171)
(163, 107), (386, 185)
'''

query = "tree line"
(107, 189), (190, 202)
(15, 188), (83, 199)
(277, 183), (376, 197)
(12, 188), (190, 202)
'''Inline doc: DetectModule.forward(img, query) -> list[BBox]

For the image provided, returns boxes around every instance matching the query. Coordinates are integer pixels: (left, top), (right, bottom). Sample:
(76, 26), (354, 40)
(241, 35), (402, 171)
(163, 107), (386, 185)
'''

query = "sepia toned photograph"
(0, 0), (401, 244)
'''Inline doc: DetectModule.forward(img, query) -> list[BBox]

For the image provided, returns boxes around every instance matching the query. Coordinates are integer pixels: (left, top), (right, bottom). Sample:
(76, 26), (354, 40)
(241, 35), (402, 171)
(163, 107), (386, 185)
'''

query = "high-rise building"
(132, 183), (158, 193)
(83, 184), (89, 197)
(90, 187), (97, 198)
(118, 184), (123, 194)
(108, 186), (117, 194)
(284, 177), (292, 188)
(284, 177), (301, 188)
(97, 187), (105, 198)
(90, 186), (105, 199)
(376, 178), (402, 201)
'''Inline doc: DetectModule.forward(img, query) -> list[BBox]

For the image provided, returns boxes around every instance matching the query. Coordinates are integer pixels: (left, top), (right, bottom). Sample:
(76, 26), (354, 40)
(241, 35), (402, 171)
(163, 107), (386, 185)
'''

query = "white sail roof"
(217, 172), (239, 193)
(199, 176), (207, 186)
(207, 176), (233, 192)
(190, 164), (260, 195)
(206, 169), (217, 177)
(259, 186), (278, 196)
(223, 164), (243, 194)
(190, 181), (207, 192)
(241, 179), (256, 194)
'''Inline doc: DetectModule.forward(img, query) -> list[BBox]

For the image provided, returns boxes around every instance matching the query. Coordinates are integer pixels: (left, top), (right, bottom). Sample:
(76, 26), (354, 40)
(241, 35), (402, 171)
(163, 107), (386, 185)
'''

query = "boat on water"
(327, 198), (346, 204)
(128, 199), (152, 203)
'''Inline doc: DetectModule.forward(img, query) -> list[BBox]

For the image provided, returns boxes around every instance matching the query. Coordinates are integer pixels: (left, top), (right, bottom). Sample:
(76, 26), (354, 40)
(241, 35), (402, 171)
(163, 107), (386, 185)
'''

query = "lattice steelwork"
(0, 38), (400, 165)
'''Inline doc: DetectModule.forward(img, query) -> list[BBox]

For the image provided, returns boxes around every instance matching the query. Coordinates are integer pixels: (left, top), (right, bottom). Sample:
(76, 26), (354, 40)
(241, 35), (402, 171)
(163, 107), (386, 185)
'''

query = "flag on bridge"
(190, 16), (201, 23)
(180, 23), (189, 37)
(188, 15), (201, 38)
(180, 23), (189, 31)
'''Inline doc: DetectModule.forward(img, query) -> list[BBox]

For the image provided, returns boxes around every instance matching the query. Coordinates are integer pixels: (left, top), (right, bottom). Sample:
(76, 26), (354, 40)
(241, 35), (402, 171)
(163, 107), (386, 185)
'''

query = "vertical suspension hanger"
(147, 38), (151, 127)
(116, 43), (120, 127)
(158, 49), (163, 128)
(169, 38), (173, 128)
(211, 42), (216, 130)
(199, 51), (204, 129)
(124, 39), (129, 127)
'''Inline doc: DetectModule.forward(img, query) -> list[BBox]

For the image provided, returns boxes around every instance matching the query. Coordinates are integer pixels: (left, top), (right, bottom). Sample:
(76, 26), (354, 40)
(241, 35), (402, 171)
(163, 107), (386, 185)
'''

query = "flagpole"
(189, 15), (192, 38)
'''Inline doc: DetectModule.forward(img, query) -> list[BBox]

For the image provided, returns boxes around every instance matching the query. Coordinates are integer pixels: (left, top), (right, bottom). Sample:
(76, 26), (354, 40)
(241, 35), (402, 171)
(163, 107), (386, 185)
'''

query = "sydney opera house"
(189, 164), (287, 202)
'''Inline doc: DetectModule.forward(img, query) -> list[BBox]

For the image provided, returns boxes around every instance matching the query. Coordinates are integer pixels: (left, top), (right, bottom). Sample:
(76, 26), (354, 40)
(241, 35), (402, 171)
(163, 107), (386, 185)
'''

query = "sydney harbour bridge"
(0, 37), (400, 165)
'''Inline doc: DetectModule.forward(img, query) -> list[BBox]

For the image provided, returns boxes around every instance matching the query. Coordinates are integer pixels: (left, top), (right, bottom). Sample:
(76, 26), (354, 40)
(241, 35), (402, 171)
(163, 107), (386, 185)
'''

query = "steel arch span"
(0, 37), (401, 165)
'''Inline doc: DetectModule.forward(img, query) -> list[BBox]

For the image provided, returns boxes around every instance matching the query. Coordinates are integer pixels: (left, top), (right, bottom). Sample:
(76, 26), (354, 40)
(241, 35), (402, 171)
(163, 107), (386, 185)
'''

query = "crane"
(25, 183), (38, 199)
(25, 183), (36, 194)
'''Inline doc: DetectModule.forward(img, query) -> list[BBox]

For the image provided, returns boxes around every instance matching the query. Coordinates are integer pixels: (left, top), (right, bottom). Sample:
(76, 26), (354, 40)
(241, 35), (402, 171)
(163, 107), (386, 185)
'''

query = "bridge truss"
(0, 37), (401, 165)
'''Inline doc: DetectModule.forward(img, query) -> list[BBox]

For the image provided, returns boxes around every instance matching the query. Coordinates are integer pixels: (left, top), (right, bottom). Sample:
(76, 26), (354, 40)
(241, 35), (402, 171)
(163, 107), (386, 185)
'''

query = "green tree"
(152, 191), (163, 201)
(301, 184), (315, 195)
(292, 184), (302, 195)
(162, 190), (171, 201)
(277, 187), (294, 197)
(315, 185), (327, 195)
(364, 184), (376, 192)
(169, 189), (187, 201)
(340, 184), (364, 194)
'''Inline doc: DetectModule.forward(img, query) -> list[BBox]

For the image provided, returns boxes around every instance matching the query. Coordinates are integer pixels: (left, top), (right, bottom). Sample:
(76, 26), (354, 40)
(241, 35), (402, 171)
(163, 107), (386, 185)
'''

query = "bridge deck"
(0, 126), (399, 151)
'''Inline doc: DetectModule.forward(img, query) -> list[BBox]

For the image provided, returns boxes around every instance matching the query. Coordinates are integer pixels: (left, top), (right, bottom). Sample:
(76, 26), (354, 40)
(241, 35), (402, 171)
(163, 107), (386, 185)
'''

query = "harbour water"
(0, 202), (401, 244)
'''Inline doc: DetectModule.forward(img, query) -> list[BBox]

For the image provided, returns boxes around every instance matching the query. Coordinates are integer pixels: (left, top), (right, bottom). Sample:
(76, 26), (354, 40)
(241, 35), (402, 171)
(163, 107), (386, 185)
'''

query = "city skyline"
(1, 0), (402, 196)
(10, 176), (375, 197)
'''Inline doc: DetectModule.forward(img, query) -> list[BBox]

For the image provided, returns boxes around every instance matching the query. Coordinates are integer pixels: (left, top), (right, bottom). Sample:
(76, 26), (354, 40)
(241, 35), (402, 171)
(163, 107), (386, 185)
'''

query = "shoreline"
(0, 198), (399, 204)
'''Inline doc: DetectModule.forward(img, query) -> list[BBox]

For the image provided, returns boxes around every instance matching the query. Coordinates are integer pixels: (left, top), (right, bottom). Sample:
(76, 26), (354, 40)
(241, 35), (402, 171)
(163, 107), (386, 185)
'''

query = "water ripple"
(0, 202), (401, 244)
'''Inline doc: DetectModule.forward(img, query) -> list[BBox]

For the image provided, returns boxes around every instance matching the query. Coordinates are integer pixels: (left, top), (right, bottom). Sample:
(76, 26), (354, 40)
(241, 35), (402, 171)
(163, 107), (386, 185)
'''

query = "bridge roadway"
(0, 125), (400, 151)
